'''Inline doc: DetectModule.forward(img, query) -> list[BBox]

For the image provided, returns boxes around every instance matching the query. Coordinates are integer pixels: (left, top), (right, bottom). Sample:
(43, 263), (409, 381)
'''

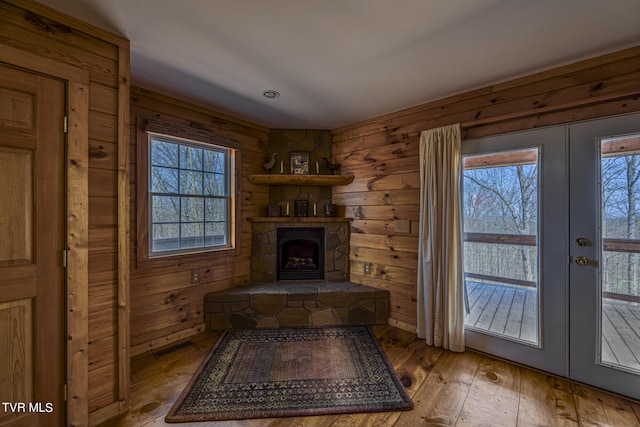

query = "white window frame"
(147, 134), (235, 257)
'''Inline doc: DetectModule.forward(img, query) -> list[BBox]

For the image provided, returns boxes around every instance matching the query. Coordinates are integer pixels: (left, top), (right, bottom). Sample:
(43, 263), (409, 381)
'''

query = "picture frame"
(295, 199), (308, 217)
(290, 152), (309, 175)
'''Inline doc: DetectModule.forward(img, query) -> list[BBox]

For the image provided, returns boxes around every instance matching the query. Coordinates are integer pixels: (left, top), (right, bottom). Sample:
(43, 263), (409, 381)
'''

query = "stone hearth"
(202, 217), (391, 330)
(204, 281), (389, 329)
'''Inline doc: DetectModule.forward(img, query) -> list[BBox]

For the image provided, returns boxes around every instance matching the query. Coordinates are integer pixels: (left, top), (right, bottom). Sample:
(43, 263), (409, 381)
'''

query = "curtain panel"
(416, 124), (465, 352)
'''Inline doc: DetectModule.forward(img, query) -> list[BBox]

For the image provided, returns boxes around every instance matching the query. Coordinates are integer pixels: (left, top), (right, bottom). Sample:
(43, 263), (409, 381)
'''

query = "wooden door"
(0, 64), (65, 425)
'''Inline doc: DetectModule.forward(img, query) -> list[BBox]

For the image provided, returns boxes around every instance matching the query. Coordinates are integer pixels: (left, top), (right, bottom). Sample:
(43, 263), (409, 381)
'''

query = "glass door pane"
(463, 148), (540, 346)
(600, 133), (640, 373)
(462, 125), (567, 376)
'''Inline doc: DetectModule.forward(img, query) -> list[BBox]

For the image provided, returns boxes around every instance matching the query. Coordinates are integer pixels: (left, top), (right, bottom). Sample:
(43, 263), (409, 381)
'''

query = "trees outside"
(602, 150), (640, 297)
(462, 141), (640, 299)
(463, 150), (538, 287)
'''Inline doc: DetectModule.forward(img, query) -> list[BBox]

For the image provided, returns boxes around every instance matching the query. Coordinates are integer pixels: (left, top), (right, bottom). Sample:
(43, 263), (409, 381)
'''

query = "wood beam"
(463, 150), (537, 170)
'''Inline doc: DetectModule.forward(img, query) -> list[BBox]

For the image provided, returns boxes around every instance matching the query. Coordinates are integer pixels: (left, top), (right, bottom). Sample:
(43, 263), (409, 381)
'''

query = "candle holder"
(323, 203), (337, 218)
(267, 204), (281, 217)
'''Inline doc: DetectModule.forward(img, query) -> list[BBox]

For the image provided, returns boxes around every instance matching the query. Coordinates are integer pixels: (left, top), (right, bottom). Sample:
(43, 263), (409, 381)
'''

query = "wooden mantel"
(248, 217), (353, 223)
(247, 174), (354, 186)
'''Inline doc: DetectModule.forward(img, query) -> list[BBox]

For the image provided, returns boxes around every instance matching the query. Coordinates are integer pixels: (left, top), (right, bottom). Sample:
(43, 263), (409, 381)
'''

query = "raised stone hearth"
(204, 281), (389, 330)
(217, 218), (391, 330)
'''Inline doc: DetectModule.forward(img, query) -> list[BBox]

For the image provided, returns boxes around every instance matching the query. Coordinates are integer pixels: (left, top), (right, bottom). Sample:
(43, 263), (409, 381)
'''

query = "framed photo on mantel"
(290, 152), (309, 175)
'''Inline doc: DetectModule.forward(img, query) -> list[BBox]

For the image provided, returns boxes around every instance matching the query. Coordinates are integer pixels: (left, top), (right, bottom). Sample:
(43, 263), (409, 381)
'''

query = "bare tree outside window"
(601, 137), (640, 299)
(463, 150), (539, 287)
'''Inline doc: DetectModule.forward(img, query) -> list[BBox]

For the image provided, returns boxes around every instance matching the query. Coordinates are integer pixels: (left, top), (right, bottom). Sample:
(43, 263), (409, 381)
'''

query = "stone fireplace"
(204, 129), (389, 330)
(250, 218), (350, 283)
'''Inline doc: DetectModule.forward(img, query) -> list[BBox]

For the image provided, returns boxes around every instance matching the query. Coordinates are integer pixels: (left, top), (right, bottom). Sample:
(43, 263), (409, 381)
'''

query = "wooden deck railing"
(464, 232), (640, 303)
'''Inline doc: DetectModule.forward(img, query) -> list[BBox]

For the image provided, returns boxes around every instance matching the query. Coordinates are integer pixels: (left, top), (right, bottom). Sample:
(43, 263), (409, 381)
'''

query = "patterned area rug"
(165, 326), (413, 422)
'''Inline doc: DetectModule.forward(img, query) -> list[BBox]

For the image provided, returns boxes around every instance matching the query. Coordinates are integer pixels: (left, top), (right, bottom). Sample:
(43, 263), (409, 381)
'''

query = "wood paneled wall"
(332, 46), (640, 332)
(0, 1), (129, 424)
(129, 88), (269, 356)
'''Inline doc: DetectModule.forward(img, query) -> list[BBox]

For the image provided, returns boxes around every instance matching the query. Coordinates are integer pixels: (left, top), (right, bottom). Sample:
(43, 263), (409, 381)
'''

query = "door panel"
(0, 64), (65, 426)
(0, 147), (33, 265)
(462, 126), (568, 376)
(569, 112), (640, 400)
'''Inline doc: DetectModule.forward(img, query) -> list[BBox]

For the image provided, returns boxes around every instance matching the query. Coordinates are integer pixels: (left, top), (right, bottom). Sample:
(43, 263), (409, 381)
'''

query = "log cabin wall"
(129, 88), (269, 356)
(0, 0), (130, 425)
(332, 46), (640, 332)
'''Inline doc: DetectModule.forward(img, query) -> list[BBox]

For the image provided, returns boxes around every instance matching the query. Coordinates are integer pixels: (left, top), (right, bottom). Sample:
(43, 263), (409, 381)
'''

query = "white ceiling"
(36, 0), (640, 129)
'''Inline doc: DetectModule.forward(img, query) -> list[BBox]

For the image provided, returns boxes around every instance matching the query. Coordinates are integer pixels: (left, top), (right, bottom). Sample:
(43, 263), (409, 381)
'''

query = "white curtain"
(416, 124), (465, 352)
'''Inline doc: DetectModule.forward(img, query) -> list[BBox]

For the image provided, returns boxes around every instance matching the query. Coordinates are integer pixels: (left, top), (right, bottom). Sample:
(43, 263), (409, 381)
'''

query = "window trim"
(136, 118), (240, 269)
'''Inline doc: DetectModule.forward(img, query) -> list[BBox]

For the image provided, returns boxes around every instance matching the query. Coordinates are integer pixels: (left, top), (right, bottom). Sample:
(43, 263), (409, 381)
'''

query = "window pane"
(151, 139), (178, 167)
(600, 134), (640, 373)
(151, 166), (179, 194)
(180, 170), (203, 195)
(464, 163), (538, 234)
(152, 196), (179, 223)
(152, 223), (180, 252)
(206, 198), (226, 221)
(181, 223), (204, 248)
(204, 173), (226, 196)
(181, 197), (204, 222)
(180, 145), (203, 170)
(206, 222), (227, 245)
(204, 149), (226, 173)
(462, 148), (540, 345)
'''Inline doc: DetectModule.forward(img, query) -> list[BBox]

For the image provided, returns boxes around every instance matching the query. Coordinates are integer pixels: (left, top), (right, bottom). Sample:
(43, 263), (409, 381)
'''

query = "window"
(137, 118), (238, 265)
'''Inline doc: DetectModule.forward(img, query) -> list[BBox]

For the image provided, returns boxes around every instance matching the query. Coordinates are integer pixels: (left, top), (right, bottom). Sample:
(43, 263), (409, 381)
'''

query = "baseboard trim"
(388, 318), (416, 333)
(131, 323), (206, 357)
(89, 400), (128, 427)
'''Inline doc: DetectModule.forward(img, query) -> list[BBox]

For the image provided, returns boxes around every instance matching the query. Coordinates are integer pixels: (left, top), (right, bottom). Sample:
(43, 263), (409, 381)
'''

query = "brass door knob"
(575, 256), (589, 266)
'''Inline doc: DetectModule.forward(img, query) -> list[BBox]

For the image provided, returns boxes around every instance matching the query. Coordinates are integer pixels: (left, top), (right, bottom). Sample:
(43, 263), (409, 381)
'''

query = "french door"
(569, 113), (640, 399)
(461, 126), (568, 376)
(462, 112), (640, 400)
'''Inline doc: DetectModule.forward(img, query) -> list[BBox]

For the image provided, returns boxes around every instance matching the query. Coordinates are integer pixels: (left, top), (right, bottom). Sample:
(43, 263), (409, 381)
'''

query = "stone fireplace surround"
(251, 218), (350, 283)
(204, 218), (390, 329)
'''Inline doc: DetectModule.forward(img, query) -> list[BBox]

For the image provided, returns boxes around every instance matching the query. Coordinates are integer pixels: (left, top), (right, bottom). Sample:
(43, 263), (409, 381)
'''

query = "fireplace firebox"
(277, 227), (324, 281)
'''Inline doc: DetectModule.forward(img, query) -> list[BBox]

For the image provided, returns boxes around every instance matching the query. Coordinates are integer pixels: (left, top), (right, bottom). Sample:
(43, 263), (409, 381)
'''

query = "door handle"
(575, 256), (589, 266)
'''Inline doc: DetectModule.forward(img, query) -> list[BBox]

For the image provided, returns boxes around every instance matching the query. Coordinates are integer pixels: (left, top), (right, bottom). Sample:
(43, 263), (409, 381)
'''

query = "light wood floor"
(98, 326), (640, 427)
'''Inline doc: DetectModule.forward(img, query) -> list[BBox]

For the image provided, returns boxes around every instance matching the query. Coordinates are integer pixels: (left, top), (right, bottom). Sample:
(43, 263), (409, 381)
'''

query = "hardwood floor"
(98, 326), (640, 427)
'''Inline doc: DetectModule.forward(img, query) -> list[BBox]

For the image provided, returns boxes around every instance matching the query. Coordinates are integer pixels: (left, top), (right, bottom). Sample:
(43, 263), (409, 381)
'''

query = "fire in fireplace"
(277, 227), (324, 281)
